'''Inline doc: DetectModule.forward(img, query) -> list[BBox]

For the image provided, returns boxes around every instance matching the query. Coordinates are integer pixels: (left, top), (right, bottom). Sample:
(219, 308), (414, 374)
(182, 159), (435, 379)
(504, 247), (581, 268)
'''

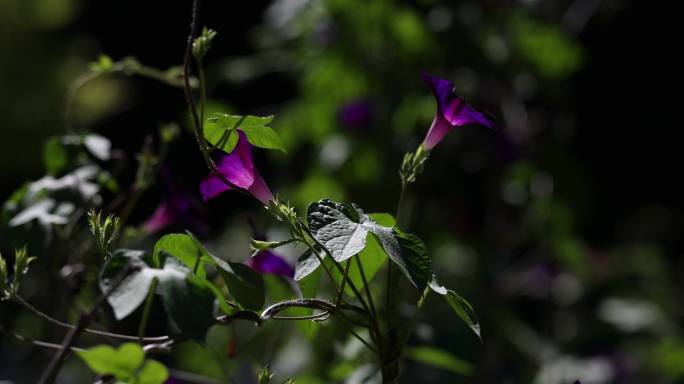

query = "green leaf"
(405, 346), (474, 376)
(204, 113), (285, 152)
(340, 212), (395, 295)
(82, 134), (112, 161)
(444, 290), (480, 339)
(11, 246), (36, 293)
(258, 365), (274, 384)
(185, 231), (265, 312)
(250, 238), (296, 252)
(43, 136), (68, 175)
(99, 249), (199, 321)
(307, 199), (428, 289)
(294, 250), (322, 281)
(76, 343), (144, 381)
(1, 253), (9, 298)
(204, 118), (239, 153)
(89, 54), (114, 73)
(137, 359), (170, 384)
(99, 249), (155, 320)
(306, 199), (392, 263)
(88, 209), (120, 258)
(368, 212), (396, 227)
(76, 343), (168, 384)
(392, 228), (431, 291)
(160, 269), (217, 341)
(339, 235), (387, 297)
(100, 250), (225, 339)
(215, 258), (265, 311)
(153, 233), (211, 277)
(429, 275), (480, 338)
(240, 122), (285, 152)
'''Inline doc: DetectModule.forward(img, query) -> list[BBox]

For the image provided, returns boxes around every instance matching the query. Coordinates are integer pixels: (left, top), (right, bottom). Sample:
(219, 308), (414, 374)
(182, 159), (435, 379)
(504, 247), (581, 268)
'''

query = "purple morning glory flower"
(421, 73), (492, 150)
(143, 170), (208, 234)
(245, 221), (295, 278)
(246, 249), (295, 278)
(199, 131), (274, 205)
(338, 100), (372, 128)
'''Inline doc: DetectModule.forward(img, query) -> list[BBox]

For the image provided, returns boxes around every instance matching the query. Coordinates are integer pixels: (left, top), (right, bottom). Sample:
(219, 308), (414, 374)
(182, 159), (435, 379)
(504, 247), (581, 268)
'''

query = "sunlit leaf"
(76, 342), (168, 384)
(307, 199), (429, 289)
(153, 233), (211, 277)
(204, 113), (285, 152)
(76, 343), (143, 380)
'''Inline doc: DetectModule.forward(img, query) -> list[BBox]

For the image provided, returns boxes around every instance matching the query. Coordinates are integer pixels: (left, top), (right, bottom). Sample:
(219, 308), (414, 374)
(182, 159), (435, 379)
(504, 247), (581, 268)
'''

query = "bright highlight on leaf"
(429, 276), (481, 339)
(306, 199), (431, 290)
(204, 113), (285, 153)
(76, 342), (168, 384)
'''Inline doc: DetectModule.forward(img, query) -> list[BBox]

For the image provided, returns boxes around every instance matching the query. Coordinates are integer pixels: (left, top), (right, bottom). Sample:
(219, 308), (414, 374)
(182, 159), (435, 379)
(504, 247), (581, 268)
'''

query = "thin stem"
(198, 59), (207, 123)
(355, 255), (378, 325)
(271, 312), (330, 321)
(334, 314), (377, 354)
(116, 135), (154, 230)
(39, 265), (134, 384)
(327, 255), (372, 317)
(381, 183), (410, 383)
(335, 260), (351, 308)
(0, 325), (85, 353)
(183, 0), (202, 145)
(261, 298), (336, 319)
(12, 295), (169, 343)
(395, 185), (407, 227)
(386, 184), (407, 318)
(181, 0), (244, 195)
(137, 277), (159, 340)
(326, 254), (384, 352)
(64, 71), (103, 133)
(3, 330), (217, 384)
(397, 288), (430, 351)
(65, 61), (191, 134)
(312, 249), (341, 292)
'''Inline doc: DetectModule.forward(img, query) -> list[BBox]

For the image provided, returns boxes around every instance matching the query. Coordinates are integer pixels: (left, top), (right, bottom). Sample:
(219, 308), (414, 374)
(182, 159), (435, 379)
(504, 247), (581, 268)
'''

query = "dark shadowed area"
(1, 1), (680, 383)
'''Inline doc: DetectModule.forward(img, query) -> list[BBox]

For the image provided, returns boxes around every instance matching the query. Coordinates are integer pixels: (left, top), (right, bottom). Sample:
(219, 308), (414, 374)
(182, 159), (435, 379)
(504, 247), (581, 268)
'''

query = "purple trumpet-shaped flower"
(199, 131), (274, 205)
(421, 73), (492, 151)
(246, 250), (295, 278)
(143, 169), (208, 234)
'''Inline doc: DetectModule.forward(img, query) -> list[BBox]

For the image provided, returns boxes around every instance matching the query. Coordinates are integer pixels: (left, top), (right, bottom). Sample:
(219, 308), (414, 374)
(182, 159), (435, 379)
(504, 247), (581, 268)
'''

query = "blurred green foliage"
(1, 0), (681, 383)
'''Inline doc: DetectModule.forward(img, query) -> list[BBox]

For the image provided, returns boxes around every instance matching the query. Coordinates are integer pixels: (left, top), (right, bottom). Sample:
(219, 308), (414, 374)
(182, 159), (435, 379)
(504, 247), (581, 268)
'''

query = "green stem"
(198, 59), (207, 124)
(335, 314), (377, 354)
(395, 185), (407, 227)
(12, 295), (169, 342)
(335, 260), (351, 308)
(356, 255), (377, 324)
(138, 278), (159, 340)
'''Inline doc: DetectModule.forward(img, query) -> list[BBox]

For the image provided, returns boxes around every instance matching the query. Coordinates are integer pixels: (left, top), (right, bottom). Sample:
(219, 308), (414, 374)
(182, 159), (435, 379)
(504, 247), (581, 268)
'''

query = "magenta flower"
(421, 73), (492, 151)
(246, 250), (295, 278)
(143, 170), (208, 234)
(199, 131), (274, 205)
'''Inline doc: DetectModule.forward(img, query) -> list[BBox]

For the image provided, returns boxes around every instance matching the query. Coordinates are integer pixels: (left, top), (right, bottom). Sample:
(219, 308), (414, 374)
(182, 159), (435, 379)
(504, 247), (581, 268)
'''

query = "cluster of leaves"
(76, 343), (168, 384)
(0, 247), (36, 300)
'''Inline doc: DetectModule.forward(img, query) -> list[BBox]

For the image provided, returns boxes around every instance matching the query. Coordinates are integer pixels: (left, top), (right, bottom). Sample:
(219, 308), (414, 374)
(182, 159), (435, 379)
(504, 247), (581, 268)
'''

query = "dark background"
(1, 0), (682, 383)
